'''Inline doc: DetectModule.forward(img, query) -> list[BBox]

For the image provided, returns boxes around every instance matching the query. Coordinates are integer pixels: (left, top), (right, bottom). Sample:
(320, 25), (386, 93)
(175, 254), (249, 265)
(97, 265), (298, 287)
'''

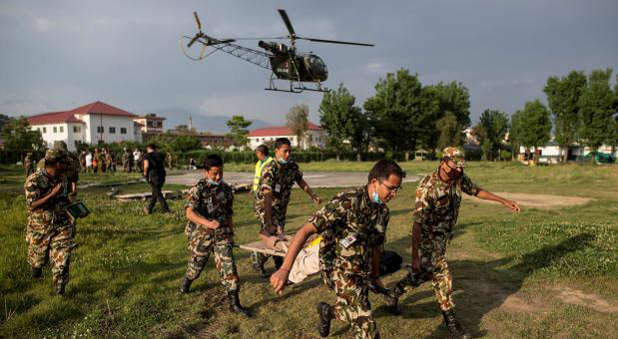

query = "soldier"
(36, 141), (79, 195)
(165, 151), (173, 169)
(180, 154), (251, 317)
(104, 148), (113, 174)
(270, 159), (404, 339)
(143, 144), (170, 214)
(94, 148), (102, 174)
(25, 149), (76, 295)
(79, 151), (86, 173)
(251, 144), (273, 194)
(383, 147), (521, 338)
(252, 137), (321, 276)
(24, 152), (34, 177)
(127, 149), (134, 173)
(122, 148), (130, 172)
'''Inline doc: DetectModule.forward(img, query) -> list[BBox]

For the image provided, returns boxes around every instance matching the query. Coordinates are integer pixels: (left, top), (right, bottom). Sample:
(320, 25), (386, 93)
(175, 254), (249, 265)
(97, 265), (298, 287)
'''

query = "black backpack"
(379, 250), (403, 276)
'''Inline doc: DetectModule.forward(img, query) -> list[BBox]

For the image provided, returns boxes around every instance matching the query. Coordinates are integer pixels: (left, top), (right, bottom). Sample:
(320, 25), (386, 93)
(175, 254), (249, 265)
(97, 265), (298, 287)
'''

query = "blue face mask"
(208, 177), (223, 186)
(372, 191), (383, 205)
(278, 158), (288, 165)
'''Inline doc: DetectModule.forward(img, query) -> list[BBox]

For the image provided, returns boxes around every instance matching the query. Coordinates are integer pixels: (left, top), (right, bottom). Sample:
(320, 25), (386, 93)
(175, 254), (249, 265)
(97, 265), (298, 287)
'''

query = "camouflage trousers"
(186, 232), (239, 292)
(26, 222), (76, 289)
(393, 236), (454, 311)
(250, 213), (286, 269)
(323, 268), (379, 339)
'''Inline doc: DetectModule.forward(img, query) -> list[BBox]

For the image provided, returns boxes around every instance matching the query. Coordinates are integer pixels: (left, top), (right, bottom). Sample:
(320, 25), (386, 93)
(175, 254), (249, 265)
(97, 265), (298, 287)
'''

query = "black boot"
(31, 267), (42, 278)
(180, 276), (193, 293)
(252, 262), (268, 278)
(227, 291), (251, 318)
(442, 309), (471, 339)
(383, 288), (402, 315)
(55, 283), (66, 296)
(316, 302), (334, 337)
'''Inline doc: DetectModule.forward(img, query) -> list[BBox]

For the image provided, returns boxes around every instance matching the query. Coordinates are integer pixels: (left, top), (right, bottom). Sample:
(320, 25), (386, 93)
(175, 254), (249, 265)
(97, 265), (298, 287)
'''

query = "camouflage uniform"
(184, 179), (239, 292)
(251, 160), (303, 267)
(122, 151), (130, 172)
(392, 158), (480, 312)
(307, 186), (389, 339)
(24, 150), (76, 291)
(104, 152), (113, 173)
(24, 153), (34, 177)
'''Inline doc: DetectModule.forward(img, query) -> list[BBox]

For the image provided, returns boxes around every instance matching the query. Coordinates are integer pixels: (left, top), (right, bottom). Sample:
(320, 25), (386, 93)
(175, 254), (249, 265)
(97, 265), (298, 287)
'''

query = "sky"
(1, 0), (617, 133)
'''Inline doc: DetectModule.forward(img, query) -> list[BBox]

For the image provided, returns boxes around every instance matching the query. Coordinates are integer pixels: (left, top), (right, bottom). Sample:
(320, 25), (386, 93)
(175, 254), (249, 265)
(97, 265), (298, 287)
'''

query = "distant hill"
(151, 108), (271, 134)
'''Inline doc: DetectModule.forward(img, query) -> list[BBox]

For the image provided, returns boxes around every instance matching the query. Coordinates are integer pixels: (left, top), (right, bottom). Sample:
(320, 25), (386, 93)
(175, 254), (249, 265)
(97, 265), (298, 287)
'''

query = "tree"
(578, 68), (615, 162)
(473, 109), (508, 161)
(432, 81), (471, 129)
(0, 114), (10, 132)
(226, 115), (252, 148)
(286, 104), (309, 149)
(0, 117), (44, 153)
(509, 110), (526, 160)
(518, 100), (552, 163)
(543, 70), (587, 162)
(436, 112), (463, 150)
(319, 84), (369, 161)
(364, 69), (431, 159)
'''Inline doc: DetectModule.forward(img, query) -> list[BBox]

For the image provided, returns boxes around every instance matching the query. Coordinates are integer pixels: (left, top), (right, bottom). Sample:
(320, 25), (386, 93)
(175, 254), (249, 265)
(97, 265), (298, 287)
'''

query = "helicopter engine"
(258, 41), (289, 54)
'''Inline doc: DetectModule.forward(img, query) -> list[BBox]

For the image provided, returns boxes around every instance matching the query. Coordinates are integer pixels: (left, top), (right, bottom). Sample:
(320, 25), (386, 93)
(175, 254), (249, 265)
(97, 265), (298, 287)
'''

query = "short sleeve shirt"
(254, 160), (303, 220)
(308, 186), (390, 277)
(185, 179), (234, 239)
(412, 171), (480, 237)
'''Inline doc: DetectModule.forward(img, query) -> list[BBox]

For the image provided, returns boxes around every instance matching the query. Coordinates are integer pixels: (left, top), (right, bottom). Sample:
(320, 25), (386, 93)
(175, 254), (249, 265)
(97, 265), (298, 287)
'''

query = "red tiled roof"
(27, 111), (85, 125)
(249, 122), (322, 137)
(70, 101), (138, 117)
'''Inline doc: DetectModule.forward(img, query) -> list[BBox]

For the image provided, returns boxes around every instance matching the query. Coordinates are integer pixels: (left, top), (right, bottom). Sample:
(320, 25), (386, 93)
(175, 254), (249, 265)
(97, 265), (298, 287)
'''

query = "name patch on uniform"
(274, 184), (281, 193)
(340, 233), (357, 248)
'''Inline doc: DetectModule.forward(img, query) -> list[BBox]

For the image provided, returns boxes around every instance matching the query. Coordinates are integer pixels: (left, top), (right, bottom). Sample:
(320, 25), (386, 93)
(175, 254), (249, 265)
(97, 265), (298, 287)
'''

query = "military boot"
(316, 302), (334, 337)
(31, 267), (42, 278)
(55, 283), (66, 296)
(252, 262), (268, 278)
(180, 276), (193, 294)
(442, 309), (471, 339)
(227, 291), (251, 318)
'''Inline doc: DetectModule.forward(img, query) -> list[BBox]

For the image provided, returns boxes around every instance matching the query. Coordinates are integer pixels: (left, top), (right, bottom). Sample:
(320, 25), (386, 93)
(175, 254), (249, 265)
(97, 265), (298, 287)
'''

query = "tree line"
(317, 67), (618, 162)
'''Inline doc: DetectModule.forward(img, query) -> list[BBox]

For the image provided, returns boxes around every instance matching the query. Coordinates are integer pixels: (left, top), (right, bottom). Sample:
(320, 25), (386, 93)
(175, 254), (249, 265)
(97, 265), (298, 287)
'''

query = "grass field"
(0, 162), (617, 338)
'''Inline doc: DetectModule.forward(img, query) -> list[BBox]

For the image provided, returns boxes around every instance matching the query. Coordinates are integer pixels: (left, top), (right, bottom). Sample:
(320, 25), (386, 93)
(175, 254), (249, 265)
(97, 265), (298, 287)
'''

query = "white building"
(28, 101), (141, 151)
(519, 141), (618, 163)
(248, 122), (326, 150)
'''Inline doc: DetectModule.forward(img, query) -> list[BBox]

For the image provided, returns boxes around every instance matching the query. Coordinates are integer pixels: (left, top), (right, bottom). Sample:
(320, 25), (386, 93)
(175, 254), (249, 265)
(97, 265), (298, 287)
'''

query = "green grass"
(0, 162), (617, 338)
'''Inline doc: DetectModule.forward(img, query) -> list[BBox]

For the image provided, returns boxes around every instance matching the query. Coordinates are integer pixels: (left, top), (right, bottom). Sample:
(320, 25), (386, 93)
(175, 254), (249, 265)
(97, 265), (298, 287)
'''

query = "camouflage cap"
(45, 149), (67, 163)
(53, 140), (68, 152)
(442, 147), (464, 160)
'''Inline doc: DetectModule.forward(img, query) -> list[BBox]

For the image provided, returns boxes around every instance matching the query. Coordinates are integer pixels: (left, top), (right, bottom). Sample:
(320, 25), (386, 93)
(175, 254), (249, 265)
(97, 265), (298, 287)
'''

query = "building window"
(53, 126), (57, 133)
(109, 127), (116, 134)
(97, 126), (104, 133)
(43, 127), (47, 133)
(73, 126), (81, 133)
(59, 126), (64, 133)
(120, 127), (127, 134)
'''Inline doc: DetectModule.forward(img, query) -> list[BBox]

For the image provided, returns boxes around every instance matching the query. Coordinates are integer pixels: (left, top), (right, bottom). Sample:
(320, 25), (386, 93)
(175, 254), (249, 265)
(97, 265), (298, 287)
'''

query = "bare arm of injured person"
(270, 222), (318, 294)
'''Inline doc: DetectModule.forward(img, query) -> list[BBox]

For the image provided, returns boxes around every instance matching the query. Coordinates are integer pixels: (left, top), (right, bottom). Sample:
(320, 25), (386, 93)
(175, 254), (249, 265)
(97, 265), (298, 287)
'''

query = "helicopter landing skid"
(265, 76), (330, 93)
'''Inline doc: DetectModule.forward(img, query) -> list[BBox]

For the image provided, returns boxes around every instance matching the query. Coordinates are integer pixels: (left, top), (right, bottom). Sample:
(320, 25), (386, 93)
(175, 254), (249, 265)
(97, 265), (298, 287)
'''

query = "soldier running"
(252, 137), (321, 276)
(25, 149), (77, 295)
(180, 154), (251, 317)
(384, 147), (521, 338)
(270, 159), (405, 339)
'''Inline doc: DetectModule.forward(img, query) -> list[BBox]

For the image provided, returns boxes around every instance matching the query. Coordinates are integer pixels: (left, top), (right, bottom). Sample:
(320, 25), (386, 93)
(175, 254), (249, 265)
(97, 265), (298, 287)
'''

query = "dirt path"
(464, 192), (591, 209)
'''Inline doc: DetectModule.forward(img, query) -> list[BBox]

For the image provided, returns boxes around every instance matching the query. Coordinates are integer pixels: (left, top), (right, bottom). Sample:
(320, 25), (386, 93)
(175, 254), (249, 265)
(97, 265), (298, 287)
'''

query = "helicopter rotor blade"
(278, 9), (296, 37)
(193, 11), (202, 31)
(298, 36), (374, 47)
(187, 32), (203, 48)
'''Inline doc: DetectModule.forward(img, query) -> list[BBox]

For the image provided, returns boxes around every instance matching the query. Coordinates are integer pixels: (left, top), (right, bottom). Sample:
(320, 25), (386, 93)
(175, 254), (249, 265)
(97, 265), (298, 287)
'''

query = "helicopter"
(181, 9), (374, 93)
